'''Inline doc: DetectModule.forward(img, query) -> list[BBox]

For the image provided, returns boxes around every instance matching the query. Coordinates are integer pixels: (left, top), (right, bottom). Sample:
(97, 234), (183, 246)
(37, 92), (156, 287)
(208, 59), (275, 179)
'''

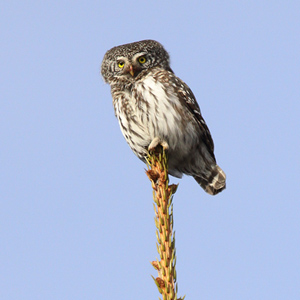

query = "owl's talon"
(148, 137), (169, 152)
(160, 140), (169, 150)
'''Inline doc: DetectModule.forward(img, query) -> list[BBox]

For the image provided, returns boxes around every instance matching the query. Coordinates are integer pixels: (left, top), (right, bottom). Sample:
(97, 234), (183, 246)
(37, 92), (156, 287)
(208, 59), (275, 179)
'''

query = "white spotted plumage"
(101, 40), (226, 195)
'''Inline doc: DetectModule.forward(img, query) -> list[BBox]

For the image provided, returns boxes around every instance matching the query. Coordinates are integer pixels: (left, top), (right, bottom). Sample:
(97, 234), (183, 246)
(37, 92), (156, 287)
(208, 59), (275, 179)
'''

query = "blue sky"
(1, 1), (300, 299)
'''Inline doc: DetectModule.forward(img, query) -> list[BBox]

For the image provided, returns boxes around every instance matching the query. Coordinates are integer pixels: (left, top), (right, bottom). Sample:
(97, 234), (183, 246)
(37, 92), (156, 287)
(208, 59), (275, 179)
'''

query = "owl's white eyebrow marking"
(132, 52), (147, 60)
(116, 56), (127, 61)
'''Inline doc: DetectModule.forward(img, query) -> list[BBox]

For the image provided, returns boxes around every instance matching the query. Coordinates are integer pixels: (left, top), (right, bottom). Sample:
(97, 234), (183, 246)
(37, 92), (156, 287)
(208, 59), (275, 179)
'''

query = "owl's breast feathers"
(132, 69), (215, 159)
(132, 70), (194, 150)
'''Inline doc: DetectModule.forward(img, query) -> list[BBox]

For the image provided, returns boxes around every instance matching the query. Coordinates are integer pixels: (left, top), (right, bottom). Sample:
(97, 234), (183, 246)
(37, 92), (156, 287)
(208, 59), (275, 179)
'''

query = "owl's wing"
(170, 74), (216, 159)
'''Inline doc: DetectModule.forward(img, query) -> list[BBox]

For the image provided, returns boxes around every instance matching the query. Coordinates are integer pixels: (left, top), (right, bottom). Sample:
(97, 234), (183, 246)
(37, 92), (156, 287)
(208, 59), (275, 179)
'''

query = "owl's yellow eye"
(138, 56), (146, 64)
(118, 61), (125, 68)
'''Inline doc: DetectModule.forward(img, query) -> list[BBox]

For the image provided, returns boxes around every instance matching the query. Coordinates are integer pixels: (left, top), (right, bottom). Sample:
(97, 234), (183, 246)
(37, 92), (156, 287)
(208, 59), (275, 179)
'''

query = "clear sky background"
(1, 1), (299, 299)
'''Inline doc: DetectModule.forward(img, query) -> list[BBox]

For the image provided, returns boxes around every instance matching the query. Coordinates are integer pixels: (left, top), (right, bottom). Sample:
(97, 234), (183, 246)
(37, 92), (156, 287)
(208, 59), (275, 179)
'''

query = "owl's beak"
(129, 65), (134, 77)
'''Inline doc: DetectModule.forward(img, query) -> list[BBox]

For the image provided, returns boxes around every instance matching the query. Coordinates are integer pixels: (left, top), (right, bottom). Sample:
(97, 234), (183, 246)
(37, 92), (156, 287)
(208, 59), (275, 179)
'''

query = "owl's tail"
(193, 165), (226, 195)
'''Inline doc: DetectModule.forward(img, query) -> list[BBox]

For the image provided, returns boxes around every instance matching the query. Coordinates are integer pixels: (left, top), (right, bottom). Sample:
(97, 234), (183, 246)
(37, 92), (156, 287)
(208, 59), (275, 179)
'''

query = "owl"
(101, 40), (226, 195)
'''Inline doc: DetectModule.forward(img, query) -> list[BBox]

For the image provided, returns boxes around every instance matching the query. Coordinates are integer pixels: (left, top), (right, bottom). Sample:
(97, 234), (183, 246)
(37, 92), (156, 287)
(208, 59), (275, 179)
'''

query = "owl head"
(101, 40), (172, 84)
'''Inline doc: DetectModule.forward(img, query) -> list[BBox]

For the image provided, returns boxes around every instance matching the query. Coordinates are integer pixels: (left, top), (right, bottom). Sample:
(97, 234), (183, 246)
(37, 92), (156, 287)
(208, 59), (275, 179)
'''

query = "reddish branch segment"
(146, 148), (184, 300)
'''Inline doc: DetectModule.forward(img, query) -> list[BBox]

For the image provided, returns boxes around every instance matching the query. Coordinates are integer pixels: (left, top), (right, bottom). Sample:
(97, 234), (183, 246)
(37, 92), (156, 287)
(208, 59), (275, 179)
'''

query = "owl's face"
(101, 40), (172, 84)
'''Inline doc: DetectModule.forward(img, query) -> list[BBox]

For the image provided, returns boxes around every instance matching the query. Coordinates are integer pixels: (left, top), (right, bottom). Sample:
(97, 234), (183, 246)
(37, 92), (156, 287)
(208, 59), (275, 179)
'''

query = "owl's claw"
(148, 137), (169, 152)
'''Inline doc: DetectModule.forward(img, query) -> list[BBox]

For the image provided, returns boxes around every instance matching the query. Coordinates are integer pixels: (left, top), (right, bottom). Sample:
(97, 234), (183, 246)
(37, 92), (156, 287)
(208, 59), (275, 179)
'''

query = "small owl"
(101, 40), (226, 195)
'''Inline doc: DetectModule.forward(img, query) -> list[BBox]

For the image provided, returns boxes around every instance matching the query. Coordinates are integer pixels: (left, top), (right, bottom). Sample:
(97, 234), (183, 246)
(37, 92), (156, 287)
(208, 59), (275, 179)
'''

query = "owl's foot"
(148, 137), (169, 152)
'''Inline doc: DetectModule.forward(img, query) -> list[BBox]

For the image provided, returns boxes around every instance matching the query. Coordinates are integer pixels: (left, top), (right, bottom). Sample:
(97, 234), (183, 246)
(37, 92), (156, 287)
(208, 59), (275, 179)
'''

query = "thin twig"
(146, 146), (184, 300)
